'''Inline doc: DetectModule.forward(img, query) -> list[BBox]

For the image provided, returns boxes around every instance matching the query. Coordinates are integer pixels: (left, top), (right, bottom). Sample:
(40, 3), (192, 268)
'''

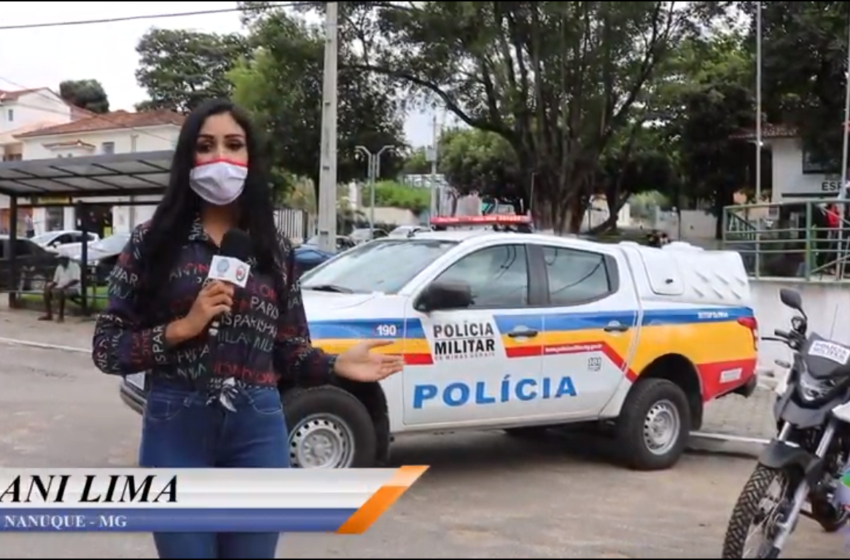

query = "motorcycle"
(722, 288), (850, 558)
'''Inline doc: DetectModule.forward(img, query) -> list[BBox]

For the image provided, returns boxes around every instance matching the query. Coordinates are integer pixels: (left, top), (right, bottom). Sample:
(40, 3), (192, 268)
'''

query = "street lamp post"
(355, 145), (395, 235)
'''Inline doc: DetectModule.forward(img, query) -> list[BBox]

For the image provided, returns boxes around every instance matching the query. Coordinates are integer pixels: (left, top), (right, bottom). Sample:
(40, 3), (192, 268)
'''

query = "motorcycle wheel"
(722, 465), (791, 559)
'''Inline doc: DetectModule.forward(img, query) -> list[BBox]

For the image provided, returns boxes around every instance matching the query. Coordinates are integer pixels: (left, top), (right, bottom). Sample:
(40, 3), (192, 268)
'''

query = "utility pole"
(835, 12), (850, 281)
(427, 113), (439, 217)
(355, 145), (394, 235)
(316, 2), (339, 253)
(755, 0), (762, 205)
(753, 1), (763, 279)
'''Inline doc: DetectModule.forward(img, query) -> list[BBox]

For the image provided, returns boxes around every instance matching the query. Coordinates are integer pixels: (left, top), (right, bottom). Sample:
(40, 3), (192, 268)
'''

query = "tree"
(228, 9), (405, 199)
(593, 129), (678, 232)
(59, 79), (109, 114)
(400, 148), (432, 175)
(438, 127), (526, 213)
(743, 2), (850, 170)
(134, 29), (250, 114)
(299, 1), (730, 232)
(656, 34), (760, 238)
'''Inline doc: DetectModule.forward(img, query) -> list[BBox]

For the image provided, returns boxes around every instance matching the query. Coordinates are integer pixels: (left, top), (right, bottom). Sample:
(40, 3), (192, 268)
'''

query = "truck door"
(403, 243), (544, 427)
(534, 243), (639, 419)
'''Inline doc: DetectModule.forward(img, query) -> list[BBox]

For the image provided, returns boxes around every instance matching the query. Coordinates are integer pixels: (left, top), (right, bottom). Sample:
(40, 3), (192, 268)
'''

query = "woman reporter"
(91, 99), (404, 559)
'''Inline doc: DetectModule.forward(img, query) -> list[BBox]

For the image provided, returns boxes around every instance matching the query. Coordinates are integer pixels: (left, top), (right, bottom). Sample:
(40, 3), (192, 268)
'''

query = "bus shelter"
(0, 150), (173, 315)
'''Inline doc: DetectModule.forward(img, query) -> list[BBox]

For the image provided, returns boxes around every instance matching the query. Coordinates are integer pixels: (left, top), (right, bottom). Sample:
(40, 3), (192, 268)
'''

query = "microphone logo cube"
(208, 255), (251, 288)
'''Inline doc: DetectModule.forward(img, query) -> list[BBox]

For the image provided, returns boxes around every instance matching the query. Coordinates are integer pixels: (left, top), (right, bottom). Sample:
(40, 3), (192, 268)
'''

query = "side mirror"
(779, 288), (804, 315)
(415, 280), (473, 312)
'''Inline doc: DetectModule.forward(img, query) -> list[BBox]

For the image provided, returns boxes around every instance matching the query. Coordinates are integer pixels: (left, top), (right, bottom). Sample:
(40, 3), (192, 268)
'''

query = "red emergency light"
(429, 215), (532, 227)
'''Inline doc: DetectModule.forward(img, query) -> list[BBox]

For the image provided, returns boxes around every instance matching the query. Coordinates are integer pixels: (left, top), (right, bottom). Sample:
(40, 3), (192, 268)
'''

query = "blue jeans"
(139, 379), (289, 559)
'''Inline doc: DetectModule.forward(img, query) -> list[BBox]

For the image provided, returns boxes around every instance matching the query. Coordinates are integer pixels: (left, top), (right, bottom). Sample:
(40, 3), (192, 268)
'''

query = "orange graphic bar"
(335, 466), (429, 534)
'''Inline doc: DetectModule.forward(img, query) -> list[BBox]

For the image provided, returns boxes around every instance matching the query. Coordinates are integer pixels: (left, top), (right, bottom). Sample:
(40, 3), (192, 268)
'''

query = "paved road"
(0, 310), (844, 558)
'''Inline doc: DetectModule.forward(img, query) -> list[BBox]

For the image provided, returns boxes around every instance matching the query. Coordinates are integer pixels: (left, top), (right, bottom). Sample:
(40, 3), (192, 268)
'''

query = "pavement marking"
(691, 431), (771, 445)
(0, 337), (89, 354)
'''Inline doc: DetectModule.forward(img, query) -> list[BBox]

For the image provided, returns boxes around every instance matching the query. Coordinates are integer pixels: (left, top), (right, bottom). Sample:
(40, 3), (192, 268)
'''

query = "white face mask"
(189, 160), (248, 206)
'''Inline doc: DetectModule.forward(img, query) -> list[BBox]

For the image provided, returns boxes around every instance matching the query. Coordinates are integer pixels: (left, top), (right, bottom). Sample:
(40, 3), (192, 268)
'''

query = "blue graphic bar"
(0, 508), (357, 532)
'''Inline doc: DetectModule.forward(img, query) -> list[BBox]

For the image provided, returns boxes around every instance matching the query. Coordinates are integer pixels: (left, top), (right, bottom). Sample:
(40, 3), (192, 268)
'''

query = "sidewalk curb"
(687, 431), (769, 459)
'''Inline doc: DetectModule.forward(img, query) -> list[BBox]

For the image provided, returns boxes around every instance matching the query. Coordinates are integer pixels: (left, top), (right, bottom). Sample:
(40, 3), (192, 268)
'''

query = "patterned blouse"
(91, 217), (335, 389)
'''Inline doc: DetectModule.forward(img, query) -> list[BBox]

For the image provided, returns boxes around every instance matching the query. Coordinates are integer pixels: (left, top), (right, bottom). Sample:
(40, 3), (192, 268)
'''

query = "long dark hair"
(138, 99), (281, 305)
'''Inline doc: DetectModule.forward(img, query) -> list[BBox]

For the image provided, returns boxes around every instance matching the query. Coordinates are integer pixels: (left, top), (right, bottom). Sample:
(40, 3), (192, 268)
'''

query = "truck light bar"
(429, 215), (532, 227)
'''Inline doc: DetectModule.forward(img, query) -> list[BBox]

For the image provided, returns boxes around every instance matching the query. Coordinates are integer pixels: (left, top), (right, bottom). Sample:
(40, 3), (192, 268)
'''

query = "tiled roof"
(0, 88), (44, 102)
(0, 121), (66, 144)
(729, 123), (798, 140)
(14, 110), (185, 138)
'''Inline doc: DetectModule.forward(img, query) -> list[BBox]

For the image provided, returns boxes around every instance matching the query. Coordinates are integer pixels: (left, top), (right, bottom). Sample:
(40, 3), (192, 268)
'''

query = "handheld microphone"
(207, 228), (253, 338)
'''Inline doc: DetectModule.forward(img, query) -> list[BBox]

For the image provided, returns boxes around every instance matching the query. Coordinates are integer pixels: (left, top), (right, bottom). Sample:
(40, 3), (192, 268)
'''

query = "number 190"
(375, 324), (398, 337)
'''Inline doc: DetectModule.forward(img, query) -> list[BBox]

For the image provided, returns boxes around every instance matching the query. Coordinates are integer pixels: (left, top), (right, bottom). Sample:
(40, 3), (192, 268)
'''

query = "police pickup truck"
(120, 215), (759, 471)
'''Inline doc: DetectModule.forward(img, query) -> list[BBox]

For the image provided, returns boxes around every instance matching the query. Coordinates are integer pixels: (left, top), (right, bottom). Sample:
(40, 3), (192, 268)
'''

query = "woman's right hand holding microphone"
(166, 281), (235, 345)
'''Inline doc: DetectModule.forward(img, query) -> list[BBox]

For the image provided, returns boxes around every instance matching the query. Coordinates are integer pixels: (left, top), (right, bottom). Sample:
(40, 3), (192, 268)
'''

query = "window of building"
(45, 208), (64, 231)
(6, 109), (13, 122)
(802, 146), (840, 175)
(102, 142), (115, 155)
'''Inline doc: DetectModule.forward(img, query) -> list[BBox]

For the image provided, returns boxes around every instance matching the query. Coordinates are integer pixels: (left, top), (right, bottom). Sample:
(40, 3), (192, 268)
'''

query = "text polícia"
(413, 375), (577, 409)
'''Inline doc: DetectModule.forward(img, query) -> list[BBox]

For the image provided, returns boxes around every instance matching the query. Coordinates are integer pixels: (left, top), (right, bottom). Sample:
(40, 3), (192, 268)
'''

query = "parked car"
(304, 234), (355, 252)
(0, 235), (60, 292)
(293, 245), (335, 275)
(117, 214), (760, 471)
(31, 230), (100, 252)
(350, 227), (387, 245)
(63, 232), (131, 286)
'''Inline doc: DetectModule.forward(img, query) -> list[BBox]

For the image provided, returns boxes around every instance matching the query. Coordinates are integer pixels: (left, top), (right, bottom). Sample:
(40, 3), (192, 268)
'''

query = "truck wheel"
(616, 378), (691, 471)
(283, 386), (377, 469)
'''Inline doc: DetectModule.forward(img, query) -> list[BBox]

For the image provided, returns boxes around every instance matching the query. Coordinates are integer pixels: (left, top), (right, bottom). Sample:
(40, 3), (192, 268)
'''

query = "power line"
(0, 3), (299, 31)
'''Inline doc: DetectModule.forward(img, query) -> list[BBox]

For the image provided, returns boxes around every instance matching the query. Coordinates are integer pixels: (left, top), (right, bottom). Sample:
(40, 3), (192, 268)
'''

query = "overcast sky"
(0, 1), (435, 146)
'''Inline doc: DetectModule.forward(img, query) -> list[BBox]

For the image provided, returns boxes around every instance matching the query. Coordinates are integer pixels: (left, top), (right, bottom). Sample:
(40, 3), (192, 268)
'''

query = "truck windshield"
(301, 239), (458, 294)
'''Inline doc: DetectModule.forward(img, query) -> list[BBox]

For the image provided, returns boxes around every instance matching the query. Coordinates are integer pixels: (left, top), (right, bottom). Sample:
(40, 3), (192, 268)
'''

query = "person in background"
(24, 214), (35, 238)
(825, 203), (842, 273)
(90, 99), (405, 559)
(646, 230), (661, 247)
(39, 255), (81, 323)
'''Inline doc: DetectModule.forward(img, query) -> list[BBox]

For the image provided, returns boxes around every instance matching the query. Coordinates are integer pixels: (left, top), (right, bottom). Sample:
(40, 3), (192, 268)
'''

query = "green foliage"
(301, 1), (732, 231)
(745, 1), (850, 170)
(629, 191), (672, 220)
(437, 127), (525, 210)
(657, 33), (758, 236)
(135, 29), (251, 113)
(364, 181), (430, 214)
(58, 79), (109, 114)
(228, 8), (405, 200)
(400, 148), (432, 175)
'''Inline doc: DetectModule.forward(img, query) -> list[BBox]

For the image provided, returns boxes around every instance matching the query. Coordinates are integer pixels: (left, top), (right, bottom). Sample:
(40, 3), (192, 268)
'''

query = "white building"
(733, 124), (844, 202)
(1, 106), (182, 236)
(0, 87), (95, 232)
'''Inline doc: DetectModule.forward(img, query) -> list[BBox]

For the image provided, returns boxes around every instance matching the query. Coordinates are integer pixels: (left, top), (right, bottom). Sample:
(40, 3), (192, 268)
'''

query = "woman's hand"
(178, 281), (234, 339)
(334, 340), (406, 382)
